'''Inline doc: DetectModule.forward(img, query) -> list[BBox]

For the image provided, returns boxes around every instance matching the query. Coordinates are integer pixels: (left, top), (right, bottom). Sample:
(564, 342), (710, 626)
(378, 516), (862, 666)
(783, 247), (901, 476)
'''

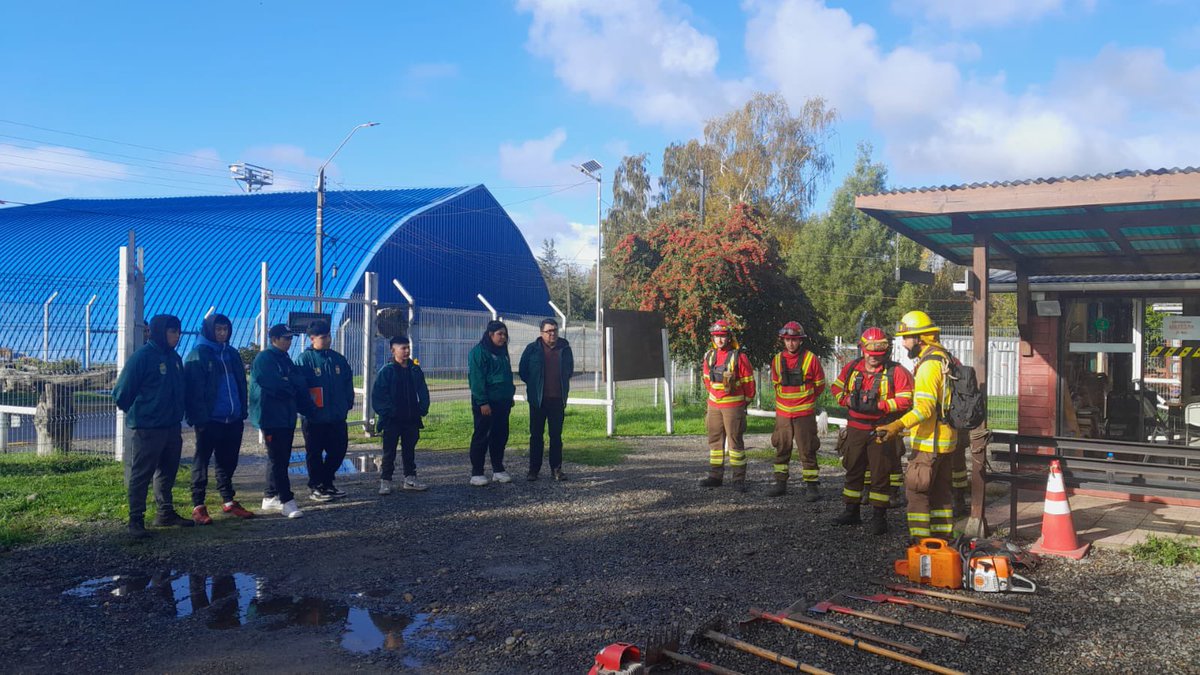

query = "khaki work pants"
(705, 405), (747, 478)
(905, 450), (954, 540)
(841, 427), (893, 507)
(771, 414), (820, 483)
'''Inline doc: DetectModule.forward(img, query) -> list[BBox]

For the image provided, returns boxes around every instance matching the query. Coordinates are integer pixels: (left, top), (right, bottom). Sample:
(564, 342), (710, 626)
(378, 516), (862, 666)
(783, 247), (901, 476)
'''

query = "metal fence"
(0, 272), (121, 456)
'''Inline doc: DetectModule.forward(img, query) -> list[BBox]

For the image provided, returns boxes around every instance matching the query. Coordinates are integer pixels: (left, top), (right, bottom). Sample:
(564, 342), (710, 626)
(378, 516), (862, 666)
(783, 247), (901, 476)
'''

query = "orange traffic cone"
(1029, 460), (1091, 559)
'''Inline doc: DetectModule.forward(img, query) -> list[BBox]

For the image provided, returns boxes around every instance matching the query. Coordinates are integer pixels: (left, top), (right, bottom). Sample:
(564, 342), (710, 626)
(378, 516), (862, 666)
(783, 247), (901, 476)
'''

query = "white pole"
(338, 317), (351, 355)
(594, 173), (603, 393)
(362, 272), (378, 433)
(84, 293), (98, 369)
(391, 278), (416, 326)
(476, 293), (497, 320)
(204, 306), (215, 318)
(42, 291), (59, 361)
(662, 328), (673, 434)
(115, 232), (139, 464)
(259, 262), (269, 350)
(547, 300), (567, 330)
(605, 326), (614, 437)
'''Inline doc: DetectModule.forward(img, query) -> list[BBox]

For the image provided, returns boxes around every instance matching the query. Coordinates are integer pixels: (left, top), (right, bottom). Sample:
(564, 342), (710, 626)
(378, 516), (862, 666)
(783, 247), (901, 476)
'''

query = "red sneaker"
(222, 501), (254, 519)
(192, 505), (214, 526)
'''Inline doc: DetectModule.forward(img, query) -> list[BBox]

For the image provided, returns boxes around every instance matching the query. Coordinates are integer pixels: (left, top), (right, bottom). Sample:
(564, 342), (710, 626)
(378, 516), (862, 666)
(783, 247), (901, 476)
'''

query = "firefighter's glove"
(877, 420), (906, 443)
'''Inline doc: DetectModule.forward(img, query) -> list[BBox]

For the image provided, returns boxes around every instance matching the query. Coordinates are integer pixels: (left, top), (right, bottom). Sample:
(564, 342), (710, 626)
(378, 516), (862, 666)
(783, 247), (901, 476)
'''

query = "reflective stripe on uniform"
(868, 491), (890, 503)
(709, 448), (724, 465)
(889, 473), (903, 487)
(951, 470), (969, 489)
(773, 463), (789, 474)
(931, 508), (954, 519)
(843, 488), (862, 499)
(729, 450), (746, 467)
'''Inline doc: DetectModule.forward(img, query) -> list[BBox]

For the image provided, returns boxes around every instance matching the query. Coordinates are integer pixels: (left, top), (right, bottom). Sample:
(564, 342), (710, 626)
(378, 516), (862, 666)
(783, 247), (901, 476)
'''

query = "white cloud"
(893, 0), (1079, 30)
(403, 62), (460, 98)
(516, 0), (751, 128)
(0, 144), (130, 192)
(498, 128), (572, 185)
(507, 202), (598, 267)
(746, 0), (1200, 184)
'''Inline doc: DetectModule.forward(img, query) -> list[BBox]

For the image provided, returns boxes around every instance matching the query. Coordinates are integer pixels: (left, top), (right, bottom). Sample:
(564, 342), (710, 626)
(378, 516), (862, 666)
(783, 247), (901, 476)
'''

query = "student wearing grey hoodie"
(184, 313), (252, 525)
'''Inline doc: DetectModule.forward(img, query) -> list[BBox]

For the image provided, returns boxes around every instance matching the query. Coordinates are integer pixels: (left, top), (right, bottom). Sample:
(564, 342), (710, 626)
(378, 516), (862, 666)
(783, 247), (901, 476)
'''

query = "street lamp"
(573, 159), (603, 387)
(315, 122), (379, 312)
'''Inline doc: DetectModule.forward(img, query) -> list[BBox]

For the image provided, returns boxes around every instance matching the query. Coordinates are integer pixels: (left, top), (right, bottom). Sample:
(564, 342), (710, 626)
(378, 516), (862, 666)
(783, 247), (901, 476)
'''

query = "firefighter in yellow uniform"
(767, 321), (826, 500)
(700, 320), (756, 492)
(877, 311), (957, 541)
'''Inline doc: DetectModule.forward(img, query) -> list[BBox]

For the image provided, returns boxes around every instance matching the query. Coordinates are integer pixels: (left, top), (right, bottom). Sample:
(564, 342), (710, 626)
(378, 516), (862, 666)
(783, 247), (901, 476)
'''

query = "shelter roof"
(855, 167), (1200, 275)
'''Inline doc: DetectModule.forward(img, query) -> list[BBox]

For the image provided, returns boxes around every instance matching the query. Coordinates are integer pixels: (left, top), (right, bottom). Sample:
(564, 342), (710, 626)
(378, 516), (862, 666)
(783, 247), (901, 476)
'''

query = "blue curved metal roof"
(0, 186), (549, 361)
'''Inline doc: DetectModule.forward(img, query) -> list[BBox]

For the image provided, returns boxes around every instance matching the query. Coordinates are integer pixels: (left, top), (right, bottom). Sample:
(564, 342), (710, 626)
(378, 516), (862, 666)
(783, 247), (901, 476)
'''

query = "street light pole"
(574, 160), (603, 388)
(315, 122), (379, 312)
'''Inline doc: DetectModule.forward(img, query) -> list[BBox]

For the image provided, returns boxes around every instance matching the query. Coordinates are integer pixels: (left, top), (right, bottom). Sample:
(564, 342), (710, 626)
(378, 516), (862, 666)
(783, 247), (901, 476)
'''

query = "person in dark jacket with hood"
(112, 314), (191, 538)
(518, 318), (574, 481)
(249, 323), (316, 519)
(294, 319), (355, 502)
(371, 335), (430, 494)
(184, 313), (252, 524)
(467, 320), (515, 486)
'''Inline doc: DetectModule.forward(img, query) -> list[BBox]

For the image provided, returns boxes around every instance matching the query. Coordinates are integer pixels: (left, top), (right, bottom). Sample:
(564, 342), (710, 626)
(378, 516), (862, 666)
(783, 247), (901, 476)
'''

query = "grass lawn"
(0, 454), (190, 549)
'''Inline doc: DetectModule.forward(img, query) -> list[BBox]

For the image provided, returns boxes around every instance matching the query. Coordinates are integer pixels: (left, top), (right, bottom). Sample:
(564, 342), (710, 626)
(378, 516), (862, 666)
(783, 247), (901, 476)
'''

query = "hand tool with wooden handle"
(690, 619), (833, 675)
(847, 592), (1027, 629)
(750, 608), (964, 675)
(884, 583), (1032, 614)
(808, 601), (968, 642)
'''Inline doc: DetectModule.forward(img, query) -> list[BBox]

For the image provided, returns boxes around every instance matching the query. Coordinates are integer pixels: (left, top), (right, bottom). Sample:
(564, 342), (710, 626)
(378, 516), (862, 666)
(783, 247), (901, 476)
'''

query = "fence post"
(84, 293), (98, 369)
(0, 412), (7, 452)
(662, 328), (673, 434)
(259, 262), (269, 350)
(361, 272), (378, 433)
(42, 291), (59, 361)
(114, 233), (142, 465)
(605, 326), (615, 437)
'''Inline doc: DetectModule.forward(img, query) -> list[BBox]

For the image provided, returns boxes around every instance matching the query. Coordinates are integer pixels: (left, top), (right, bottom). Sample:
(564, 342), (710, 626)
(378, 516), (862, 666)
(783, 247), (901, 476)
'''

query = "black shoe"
(699, 476), (723, 488)
(323, 485), (348, 499)
(153, 511), (195, 528)
(552, 468), (568, 482)
(834, 503), (861, 526)
(804, 482), (822, 502)
(765, 480), (787, 497)
(526, 471), (539, 481)
(309, 489), (334, 503)
(870, 508), (889, 536)
(127, 521), (153, 540)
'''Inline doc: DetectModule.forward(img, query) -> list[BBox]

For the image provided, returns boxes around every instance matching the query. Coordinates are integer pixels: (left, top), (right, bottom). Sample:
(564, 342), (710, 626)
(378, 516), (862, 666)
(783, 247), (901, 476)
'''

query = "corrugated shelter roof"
(0, 186), (550, 360)
(854, 167), (1200, 275)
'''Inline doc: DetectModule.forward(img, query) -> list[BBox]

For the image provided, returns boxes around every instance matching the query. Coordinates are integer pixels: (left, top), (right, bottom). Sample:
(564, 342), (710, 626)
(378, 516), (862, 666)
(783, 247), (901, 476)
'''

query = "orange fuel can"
(893, 538), (963, 589)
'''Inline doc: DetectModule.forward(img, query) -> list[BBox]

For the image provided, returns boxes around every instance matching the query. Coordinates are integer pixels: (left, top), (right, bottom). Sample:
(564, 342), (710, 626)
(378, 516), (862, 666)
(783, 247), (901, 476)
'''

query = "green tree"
(608, 205), (828, 366)
(788, 143), (923, 339)
(605, 153), (652, 241)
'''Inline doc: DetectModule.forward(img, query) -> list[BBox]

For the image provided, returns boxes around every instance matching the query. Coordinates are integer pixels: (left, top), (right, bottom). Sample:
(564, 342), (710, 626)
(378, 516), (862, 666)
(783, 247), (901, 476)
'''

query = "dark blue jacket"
(184, 314), (248, 426)
(112, 315), (186, 429)
(249, 345), (315, 429)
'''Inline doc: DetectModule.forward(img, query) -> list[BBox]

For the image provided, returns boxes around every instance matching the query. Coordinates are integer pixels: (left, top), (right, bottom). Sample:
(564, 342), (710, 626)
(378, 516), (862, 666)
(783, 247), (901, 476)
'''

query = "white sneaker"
(403, 477), (428, 492)
(492, 471), (512, 484)
(379, 480), (393, 495)
(281, 499), (304, 519)
(469, 475), (489, 487)
(261, 496), (282, 512)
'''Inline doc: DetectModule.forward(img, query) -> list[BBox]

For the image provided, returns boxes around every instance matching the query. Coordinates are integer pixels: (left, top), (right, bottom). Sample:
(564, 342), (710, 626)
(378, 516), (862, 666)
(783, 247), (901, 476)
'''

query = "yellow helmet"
(895, 310), (938, 337)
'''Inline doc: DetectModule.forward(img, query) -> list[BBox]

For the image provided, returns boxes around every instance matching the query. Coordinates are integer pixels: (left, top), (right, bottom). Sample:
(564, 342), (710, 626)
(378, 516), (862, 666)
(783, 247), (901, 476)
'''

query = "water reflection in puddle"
(63, 572), (452, 658)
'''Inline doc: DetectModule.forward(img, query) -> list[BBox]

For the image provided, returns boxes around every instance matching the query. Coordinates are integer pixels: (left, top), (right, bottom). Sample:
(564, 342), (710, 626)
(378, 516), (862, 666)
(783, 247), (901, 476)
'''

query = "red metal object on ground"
(587, 642), (643, 675)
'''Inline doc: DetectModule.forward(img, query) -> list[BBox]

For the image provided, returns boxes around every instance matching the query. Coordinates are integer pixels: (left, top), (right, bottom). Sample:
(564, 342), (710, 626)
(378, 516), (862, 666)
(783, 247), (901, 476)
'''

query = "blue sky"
(4, 1), (1199, 269)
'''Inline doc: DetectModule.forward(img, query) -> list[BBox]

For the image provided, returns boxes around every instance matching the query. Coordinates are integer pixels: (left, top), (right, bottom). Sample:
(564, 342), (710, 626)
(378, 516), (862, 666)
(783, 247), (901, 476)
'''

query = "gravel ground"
(1, 432), (1198, 674)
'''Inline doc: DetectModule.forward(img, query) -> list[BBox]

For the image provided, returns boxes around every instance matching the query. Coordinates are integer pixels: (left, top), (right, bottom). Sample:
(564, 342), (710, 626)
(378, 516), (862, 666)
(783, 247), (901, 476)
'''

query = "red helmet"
(709, 319), (733, 336)
(778, 321), (806, 338)
(860, 326), (890, 356)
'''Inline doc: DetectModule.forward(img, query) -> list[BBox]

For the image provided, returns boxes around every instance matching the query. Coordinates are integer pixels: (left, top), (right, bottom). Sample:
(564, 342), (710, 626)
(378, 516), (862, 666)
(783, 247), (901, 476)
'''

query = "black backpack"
(919, 350), (985, 430)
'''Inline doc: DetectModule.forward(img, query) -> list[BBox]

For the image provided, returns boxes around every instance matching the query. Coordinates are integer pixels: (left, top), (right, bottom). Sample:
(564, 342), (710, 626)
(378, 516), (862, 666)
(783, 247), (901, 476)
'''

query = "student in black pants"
(372, 335), (431, 494)
(112, 315), (192, 539)
(294, 320), (355, 502)
(248, 324), (316, 519)
(518, 318), (575, 481)
(467, 321), (515, 485)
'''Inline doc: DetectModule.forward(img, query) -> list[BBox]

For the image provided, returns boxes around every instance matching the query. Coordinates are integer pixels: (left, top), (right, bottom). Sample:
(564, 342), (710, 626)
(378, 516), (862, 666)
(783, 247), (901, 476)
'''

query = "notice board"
(603, 309), (666, 382)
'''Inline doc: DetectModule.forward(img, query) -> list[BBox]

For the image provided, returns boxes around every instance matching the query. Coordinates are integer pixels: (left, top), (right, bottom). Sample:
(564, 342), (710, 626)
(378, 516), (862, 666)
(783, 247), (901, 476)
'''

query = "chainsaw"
(957, 537), (1038, 593)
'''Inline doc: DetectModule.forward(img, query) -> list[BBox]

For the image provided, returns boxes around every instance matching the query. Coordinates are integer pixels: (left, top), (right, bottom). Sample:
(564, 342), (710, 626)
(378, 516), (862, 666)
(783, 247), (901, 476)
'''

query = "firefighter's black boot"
(699, 466), (724, 488)
(888, 489), (906, 509)
(834, 503), (861, 525)
(953, 489), (969, 517)
(869, 507), (888, 535)
(731, 467), (747, 493)
(765, 474), (787, 497)
(804, 481), (821, 502)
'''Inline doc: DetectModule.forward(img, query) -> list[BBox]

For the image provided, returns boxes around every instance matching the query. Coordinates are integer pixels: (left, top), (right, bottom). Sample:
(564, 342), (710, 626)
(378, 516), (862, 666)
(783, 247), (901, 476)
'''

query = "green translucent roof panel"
(969, 208), (1086, 219)
(1103, 201), (1200, 212)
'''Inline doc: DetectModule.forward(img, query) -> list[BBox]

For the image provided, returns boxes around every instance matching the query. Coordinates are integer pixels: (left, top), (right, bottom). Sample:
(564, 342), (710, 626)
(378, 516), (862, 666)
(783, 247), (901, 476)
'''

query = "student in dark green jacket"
(184, 313), (252, 524)
(294, 320), (355, 502)
(249, 324), (315, 519)
(518, 318), (574, 481)
(112, 314), (190, 539)
(467, 320), (515, 486)
(371, 335), (430, 494)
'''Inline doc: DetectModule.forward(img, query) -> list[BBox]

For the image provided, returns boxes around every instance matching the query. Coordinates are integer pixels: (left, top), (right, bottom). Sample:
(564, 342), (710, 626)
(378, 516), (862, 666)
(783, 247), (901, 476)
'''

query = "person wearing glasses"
(248, 323), (316, 519)
(518, 319), (575, 481)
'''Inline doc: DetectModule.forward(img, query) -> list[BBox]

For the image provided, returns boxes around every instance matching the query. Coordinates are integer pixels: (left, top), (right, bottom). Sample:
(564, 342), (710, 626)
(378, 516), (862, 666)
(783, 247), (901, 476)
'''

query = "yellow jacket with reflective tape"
(898, 343), (958, 454)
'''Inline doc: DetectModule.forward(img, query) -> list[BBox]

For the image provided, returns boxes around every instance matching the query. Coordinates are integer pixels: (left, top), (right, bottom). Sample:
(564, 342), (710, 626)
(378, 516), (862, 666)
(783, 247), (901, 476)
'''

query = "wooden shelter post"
(965, 232), (992, 538)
